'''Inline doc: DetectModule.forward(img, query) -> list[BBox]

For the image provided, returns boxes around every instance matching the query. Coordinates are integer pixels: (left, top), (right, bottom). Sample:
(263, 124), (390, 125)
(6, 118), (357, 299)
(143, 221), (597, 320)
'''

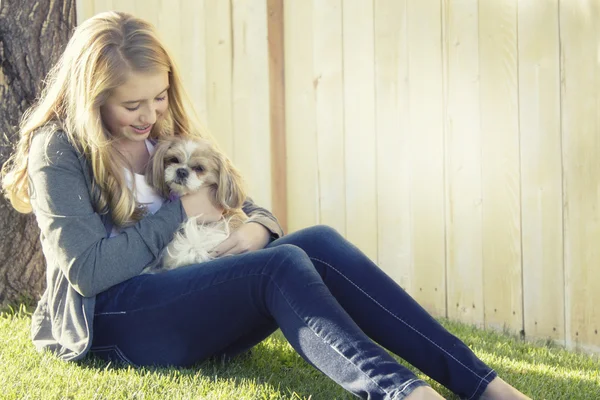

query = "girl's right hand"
(179, 186), (224, 223)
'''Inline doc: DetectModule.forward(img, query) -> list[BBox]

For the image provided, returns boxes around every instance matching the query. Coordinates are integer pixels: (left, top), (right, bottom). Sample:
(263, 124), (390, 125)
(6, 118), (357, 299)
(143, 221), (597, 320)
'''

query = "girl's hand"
(180, 186), (224, 223)
(208, 222), (271, 258)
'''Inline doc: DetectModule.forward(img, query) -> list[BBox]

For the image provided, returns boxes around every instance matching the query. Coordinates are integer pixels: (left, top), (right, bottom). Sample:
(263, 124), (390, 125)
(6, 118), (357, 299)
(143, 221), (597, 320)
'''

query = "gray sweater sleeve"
(28, 130), (185, 297)
(242, 197), (284, 240)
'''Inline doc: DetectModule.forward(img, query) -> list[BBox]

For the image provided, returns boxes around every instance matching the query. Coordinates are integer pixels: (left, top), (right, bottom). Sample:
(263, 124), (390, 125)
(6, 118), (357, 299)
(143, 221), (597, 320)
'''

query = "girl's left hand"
(208, 222), (271, 258)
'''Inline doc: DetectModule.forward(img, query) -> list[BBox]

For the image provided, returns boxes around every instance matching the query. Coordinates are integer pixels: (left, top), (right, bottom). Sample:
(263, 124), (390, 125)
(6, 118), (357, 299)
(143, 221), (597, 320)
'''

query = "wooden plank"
(406, 0), (446, 316)
(113, 0), (136, 15)
(157, 0), (182, 77)
(267, 0), (288, 232)
(180, 0), (208, 135)
(135, 0), (159, 28)
(204, 0), (234, 156)
(93, 0), (113, 14)
(442, 0), (484, 327)
(373, 0), (412, 290)
(342, 0), (378, 262)
(76, 0), (95, 23)
(560, 0), (600, 353)
(231, 0), (272, 209)
(283, 0), (318, 232)
(479, 0), (523, 333)
(518, 0), (564, 344)
(313, 0), (345, 235)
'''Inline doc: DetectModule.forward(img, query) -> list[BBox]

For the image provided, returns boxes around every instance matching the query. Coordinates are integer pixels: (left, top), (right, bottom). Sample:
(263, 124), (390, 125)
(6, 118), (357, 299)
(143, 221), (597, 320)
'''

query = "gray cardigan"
(27, 128), (284, 361)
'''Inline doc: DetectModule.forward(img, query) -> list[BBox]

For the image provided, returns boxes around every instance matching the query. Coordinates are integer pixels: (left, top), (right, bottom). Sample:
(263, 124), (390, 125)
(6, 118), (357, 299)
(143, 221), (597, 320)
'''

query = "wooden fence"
(77, 0), (600, 354)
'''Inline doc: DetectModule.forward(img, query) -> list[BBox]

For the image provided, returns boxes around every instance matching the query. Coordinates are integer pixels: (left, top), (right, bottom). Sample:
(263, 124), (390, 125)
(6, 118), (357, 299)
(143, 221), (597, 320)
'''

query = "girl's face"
(100, 70), (170, 144)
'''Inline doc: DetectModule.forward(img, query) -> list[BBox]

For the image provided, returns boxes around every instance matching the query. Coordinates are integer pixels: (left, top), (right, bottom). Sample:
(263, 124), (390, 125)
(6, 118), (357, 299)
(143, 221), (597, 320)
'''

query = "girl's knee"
(302, 224), (343, 241)
(268, 243), (309, 261)
(263, 244), (318, 279)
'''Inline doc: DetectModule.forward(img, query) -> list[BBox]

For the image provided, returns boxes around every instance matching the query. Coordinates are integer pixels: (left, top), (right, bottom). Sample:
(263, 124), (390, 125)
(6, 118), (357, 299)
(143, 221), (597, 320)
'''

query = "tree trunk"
(0, 0), (76, 308)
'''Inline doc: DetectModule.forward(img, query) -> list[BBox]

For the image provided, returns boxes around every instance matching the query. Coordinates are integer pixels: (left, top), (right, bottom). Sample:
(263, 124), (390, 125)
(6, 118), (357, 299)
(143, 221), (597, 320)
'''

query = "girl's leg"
(91, 244), (430, 399)
(267, 225), (497, 400)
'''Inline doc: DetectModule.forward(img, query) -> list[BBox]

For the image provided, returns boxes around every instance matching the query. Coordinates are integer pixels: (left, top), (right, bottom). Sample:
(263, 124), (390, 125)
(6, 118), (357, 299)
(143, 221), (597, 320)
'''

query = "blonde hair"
(1, 11), (206, 227)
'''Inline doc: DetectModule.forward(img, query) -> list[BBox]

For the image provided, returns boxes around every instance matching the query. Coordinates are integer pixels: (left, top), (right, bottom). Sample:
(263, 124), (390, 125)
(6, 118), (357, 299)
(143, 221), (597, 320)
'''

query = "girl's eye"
(192, 165), (204, 173)
(166, 157), (179, 164)
(125, 105), (140, 111)
(156, 96), (166, 102)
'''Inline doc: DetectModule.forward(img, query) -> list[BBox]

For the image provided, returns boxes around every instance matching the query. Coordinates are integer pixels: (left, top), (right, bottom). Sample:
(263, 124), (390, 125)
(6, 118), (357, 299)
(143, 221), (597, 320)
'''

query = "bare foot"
(404, 385), (446, 399)
(480, 377), (531, 400)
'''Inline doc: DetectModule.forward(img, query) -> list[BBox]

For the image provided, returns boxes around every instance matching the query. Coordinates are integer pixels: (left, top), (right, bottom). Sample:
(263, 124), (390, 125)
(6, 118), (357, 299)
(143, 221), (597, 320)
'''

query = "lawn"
(1, 304), (598, 399)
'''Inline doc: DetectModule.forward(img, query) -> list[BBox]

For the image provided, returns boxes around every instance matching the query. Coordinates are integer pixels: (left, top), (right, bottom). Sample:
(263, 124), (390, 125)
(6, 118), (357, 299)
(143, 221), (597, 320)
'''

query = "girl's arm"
(242, 197), (284, 240)
(28, 130), (185, 297)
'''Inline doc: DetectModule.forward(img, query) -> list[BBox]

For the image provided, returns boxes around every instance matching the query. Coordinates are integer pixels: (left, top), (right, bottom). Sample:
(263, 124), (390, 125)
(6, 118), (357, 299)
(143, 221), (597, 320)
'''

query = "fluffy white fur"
(162, 216), (231, 267)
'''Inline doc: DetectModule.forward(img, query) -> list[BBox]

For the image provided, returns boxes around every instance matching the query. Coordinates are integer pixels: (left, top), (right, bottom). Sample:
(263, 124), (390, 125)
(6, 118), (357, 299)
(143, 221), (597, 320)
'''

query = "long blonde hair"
(1, 11), (205, 227)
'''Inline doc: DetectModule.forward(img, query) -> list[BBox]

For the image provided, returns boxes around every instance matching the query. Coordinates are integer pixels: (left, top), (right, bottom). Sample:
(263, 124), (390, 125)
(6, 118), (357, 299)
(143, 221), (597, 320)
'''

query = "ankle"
(480, 377), (531, 400)
(404, 385), (445, 400)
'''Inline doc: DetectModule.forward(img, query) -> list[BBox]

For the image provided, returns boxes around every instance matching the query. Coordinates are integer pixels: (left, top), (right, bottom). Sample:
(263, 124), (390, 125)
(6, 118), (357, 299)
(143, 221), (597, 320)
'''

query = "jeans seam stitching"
(309, 256), (490, 382)
(90, 344), (131, 365)
(466, 369), (495, 400)
(95, 311), (127, 316)
(391, 378), (425, 400)
(114, 345), (136, 366)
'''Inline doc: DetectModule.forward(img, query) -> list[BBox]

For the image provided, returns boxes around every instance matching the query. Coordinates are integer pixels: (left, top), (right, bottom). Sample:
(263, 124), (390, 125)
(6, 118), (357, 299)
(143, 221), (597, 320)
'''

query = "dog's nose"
(176, 168), (189, 180)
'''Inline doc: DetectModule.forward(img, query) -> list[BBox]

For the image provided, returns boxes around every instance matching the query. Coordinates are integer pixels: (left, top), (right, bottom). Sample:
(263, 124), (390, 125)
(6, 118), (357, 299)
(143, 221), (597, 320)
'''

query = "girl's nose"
(140, 106), (157, 125)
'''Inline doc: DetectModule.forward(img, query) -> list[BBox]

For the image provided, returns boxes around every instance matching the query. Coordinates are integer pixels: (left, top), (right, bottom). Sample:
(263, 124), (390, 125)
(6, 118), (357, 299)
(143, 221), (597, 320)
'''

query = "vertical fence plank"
(180, 0), (208, 130)
(76, 0), (95, 23)
(442, 0), (484, 327)
(374, 0), (412, 290)
(204, 0), (233, 155)
(157, 1), (182, 77)
(284, 0), (319, 232)
(560, 0), (600, 353)
(314, 0), (345, 236)
(135, 0), (159, 28)
(113, 0), (136, 15)
(93, 0), (113, 14)
(231, 0), (272, 209)
(479, 0), (523, 333)
(406, 0), (446, 316)
(267, 0), (288, 232)
(342, 0), (378, 262)
(518, 0), (564, 344)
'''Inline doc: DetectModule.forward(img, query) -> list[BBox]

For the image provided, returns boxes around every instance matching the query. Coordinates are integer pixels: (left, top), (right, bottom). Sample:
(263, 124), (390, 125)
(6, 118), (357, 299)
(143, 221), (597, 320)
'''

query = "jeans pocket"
(89, 345), (135, 366)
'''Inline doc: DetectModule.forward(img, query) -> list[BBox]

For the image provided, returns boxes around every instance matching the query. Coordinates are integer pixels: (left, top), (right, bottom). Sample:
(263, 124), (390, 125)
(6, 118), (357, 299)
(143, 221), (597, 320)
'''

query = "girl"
(1, 11), (529, 400)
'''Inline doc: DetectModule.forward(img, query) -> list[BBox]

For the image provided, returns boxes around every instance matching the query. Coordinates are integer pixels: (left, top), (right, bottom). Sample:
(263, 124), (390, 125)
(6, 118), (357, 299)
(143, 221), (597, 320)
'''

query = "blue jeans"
(91, 225), (496, 400)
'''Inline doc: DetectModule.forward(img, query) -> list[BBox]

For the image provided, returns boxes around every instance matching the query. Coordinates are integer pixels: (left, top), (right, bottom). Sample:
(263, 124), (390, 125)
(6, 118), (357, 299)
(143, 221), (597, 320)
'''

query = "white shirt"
(109, 140), (164, 237)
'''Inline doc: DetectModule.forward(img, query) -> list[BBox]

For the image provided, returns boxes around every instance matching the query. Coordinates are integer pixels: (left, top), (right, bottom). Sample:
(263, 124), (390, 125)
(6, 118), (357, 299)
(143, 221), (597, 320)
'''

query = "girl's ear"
(212, 151), (246, 210)
(145, 140), (172, 198)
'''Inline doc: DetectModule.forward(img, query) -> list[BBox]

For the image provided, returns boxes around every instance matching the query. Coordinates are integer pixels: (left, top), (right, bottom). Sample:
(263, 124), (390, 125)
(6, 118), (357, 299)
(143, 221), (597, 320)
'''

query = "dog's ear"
(212, 151), (246, 210)
(145, 140), (172, 198)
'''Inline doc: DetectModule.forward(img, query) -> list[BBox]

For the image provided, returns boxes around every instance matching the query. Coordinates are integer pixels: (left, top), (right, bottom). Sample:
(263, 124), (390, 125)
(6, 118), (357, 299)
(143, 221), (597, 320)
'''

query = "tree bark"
(0, 0), (76, 307)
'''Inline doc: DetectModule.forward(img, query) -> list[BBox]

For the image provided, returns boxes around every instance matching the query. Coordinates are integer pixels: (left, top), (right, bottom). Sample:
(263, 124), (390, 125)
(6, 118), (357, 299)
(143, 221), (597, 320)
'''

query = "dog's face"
(161, 139), (219, 195)
(147, 137), (246, 209)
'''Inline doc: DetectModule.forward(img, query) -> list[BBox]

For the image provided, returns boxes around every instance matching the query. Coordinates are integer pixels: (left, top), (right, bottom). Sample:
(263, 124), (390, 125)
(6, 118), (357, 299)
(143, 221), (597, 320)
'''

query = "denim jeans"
(91, 225), (497, 400)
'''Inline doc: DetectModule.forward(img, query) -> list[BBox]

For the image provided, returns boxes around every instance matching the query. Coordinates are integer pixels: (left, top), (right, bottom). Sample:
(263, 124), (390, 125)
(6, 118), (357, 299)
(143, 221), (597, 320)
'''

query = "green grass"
(1, 304), (598, 399)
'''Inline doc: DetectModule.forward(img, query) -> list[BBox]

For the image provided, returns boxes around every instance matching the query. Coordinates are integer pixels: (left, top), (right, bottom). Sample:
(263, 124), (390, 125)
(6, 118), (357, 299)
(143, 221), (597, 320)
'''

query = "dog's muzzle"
(174, 168), (189, 184)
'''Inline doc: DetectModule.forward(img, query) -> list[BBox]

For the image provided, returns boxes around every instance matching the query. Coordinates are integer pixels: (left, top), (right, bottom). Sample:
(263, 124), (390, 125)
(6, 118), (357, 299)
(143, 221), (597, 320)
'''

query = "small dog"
(142, 136), (248, 273)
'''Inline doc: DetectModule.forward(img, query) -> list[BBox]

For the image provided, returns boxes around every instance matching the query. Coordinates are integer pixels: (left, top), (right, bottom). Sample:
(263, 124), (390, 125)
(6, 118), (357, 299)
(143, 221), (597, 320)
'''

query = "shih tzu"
(142, 136), (249, 273)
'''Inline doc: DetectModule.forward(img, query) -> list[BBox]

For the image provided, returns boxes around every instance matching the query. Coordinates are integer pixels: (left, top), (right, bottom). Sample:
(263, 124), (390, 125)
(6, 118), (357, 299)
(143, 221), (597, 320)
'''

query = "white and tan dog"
(143, 136), (248, 273)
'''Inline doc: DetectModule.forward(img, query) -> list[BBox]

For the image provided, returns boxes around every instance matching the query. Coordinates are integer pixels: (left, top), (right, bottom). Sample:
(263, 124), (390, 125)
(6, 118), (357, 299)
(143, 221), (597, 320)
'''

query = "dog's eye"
(192, 165), (205, 173)
(166, 156), (179, 164)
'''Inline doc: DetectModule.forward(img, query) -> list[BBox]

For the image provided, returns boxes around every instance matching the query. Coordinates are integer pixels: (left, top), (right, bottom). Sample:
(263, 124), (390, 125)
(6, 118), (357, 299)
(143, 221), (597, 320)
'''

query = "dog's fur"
(142, 136), (248, 273)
